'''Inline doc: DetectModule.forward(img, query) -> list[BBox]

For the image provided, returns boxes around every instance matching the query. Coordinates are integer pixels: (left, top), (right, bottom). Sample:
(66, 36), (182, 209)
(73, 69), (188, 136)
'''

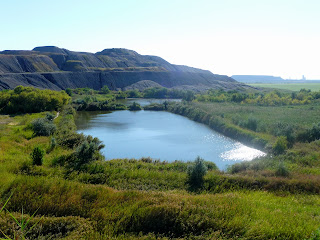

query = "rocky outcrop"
(123, 80), (163, 91)
(0, 46), (247, 91)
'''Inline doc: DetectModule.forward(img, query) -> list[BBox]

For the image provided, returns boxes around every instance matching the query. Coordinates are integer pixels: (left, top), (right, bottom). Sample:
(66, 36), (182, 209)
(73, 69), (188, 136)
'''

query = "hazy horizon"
(1, 0), (319, 79)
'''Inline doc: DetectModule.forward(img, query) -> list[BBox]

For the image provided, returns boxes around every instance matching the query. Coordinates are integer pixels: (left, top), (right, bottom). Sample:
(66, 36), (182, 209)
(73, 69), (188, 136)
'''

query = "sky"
(1, 0), (320, 79)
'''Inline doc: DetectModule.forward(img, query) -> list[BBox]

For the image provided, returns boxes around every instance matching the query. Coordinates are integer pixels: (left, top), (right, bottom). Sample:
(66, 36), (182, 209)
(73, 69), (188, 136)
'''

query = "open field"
(191, 100), (320, 132)
(249, 82), (320, 91)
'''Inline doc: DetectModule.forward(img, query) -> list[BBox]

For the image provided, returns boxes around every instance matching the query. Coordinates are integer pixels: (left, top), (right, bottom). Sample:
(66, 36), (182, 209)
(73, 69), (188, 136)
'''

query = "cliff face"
(0, 46), (247, 91)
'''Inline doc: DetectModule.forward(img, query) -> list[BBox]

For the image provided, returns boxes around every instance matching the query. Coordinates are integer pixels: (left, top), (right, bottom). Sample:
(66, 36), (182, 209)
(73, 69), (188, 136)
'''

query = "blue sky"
(1, 0), (320, 79)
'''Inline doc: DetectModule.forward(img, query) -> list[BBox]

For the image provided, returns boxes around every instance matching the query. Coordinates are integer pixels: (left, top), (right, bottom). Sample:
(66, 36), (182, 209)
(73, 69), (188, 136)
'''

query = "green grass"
(250, 83), (320, 91)
(191, 101), (320, 130)
(3, 176), (320, 239)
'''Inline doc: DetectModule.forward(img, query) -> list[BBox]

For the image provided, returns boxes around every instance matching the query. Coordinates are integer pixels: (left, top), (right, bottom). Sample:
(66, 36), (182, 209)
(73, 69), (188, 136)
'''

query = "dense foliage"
(0, 86), (70, 113)
(142, 87), (195, 100)
(196, 88), (320, 106)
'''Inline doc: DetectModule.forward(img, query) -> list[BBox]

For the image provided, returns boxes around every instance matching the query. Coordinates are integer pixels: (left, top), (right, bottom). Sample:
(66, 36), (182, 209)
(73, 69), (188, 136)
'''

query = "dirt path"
(54, 112), (60, 120)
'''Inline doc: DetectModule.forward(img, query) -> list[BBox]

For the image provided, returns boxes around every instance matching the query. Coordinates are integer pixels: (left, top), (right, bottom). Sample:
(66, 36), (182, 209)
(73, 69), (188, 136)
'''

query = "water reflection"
(75, 110), (266, 170)
(221, 143), (266, 161)
(117, 98), (181, 107)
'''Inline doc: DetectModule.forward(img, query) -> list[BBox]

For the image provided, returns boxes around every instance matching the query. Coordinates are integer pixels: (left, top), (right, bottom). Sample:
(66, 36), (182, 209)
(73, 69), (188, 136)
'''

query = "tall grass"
(2, 176), (320, 239)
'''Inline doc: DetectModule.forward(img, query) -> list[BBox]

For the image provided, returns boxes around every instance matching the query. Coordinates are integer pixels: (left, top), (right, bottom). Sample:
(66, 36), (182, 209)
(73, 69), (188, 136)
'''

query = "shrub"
(247, 116), (258, 131)
(128, 102), (142, 111)
(45, 112), (56, 121)
(187, 157), (207, 191)
(275, 162), (290, 177)
(228, 162), (250, 174)
(126, 90), (142, 98)
(273, 123), (295, 147)
(57, 132), (85, 149)
(31, 147), (45, 166)
(310, 123), (320, 141)
(272, 136), (288, 155)
(144, 103), (165, 111)
(47, 137), (57, 153)
(100, 85), (110, 94)
(66, 136), (105, 170)
(31, 118), (56, 136)
(65, 88), (73, 96)
(239, 116), (258, 131)
(182, 91), (195, 102)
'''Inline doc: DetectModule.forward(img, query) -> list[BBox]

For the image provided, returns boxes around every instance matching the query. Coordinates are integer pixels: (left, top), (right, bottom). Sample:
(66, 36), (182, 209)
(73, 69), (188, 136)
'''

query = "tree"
(65, 88), (73, 96)
(101, 85), (110, 94)
(187, 156), (207, 191)
(31, 146), (44, 166)
(183, 91), (195, 102)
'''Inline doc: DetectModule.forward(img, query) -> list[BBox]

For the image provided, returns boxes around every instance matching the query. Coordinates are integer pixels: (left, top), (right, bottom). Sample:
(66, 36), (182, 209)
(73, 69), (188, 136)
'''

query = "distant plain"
(249, 83), (320, 91)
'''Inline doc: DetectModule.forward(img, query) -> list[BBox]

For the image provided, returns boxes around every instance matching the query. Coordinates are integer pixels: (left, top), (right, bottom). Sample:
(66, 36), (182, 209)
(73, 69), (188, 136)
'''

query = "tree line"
(196, 89), (320, 106)
(0, 86), (70, 114)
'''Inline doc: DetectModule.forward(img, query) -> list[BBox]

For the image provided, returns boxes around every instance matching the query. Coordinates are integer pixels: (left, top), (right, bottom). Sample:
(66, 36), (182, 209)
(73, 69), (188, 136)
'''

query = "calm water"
(75, 110), (266, 170)
(117, 98), (181, 106)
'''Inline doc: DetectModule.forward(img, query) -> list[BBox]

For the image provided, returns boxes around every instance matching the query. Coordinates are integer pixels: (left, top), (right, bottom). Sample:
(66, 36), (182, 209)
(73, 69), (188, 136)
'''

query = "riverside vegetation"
(0, 86), (320, 239)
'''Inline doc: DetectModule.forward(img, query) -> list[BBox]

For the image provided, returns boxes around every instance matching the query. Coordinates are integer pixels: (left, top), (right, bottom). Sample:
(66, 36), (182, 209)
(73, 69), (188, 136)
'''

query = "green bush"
(144, 103), (165, 111)
(272, 136), (288, 155)
(30, 147), (45, 166)
(309, 123), (320, 142)
(47, 137), (57, 153)
(125, 90), (142, 98)
(128, 102), (142, 111)
(239, 116), (258, 131)
(187, 156), (208, 191)
(100, 85), (110, 94)
(273, 123), (295, 147)
(275, 162), (290, 177)
(45, 112), (56, 121)
(31, 118), (56, 136)
(64, 136), (105, 170)
(247, 116), (258, 131)
(65, 88), (73, 96)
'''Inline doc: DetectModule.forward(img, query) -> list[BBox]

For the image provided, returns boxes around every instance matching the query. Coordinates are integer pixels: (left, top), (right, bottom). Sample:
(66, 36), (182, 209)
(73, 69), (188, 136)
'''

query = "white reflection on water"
(221, 143), (266, 161)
